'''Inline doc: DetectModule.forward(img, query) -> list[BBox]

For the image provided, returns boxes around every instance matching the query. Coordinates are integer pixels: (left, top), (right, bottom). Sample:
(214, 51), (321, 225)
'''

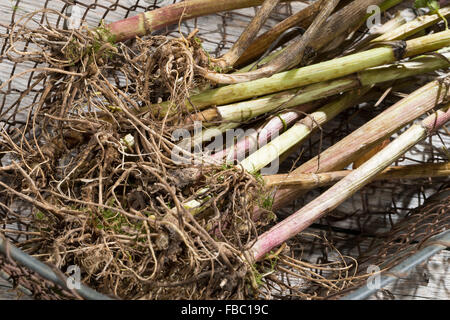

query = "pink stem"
(211, 104), (315, 162)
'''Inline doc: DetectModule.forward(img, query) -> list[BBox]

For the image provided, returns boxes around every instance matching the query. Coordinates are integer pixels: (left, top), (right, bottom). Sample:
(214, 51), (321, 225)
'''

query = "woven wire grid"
(0, 0), (448, 299)
(0, 0), (306, 299)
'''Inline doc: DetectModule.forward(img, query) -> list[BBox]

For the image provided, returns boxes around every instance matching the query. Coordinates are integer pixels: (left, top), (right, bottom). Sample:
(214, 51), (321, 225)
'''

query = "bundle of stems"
(186, 48), (450, 148)
(263, 162), (450, 188)
(181, 75), (450, 220)
(199, 0), (342, 83)
(238, 0), (406, 71)
(199, 0), (411, 84)
(143, 1), (450, 225)
(249, 102), (450, 261)
(210, 104), (316, 162)
(8, 0), (450, 299)
(263, 77), (450, 214)
(181, 74), (450, 220)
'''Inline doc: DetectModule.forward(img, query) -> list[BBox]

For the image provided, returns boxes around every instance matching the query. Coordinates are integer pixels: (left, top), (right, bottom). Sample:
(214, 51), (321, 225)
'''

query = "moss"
(91, 198), (144, 234)
(265, 251), (280, 269)
(204, 50), (213, 67)
(250, 171), (276, 214)
(35, 210), (45, 220)
(250, 265), (264, 287)
(269, 255), (279, 270)
(252, 171), (264, 184)
(64, 38), (82, 66)
(254, 270), (264, 286)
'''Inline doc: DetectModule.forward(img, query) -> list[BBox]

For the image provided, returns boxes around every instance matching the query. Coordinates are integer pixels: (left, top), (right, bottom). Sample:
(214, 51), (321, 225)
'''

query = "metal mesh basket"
(0, 0), (449, 300)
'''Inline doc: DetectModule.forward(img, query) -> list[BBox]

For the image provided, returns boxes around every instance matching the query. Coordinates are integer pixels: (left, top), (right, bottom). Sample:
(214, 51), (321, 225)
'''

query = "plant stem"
(210, 104), (316, 162)
(200, 0), (382, 84)
(250, 103), (450, 261)
(371, 7), (450, 43)
(237, 0), (404, 70)
(234, 0), (325, 67)
(240, 87), (371, 173)
(155, 30), (450, 114)
(263, 162), (450, 188)
(265, 77), (450, 214)
(199, 48), (450, 125)
(217, 0), (281, 68)
(105, 0), (291, 42)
